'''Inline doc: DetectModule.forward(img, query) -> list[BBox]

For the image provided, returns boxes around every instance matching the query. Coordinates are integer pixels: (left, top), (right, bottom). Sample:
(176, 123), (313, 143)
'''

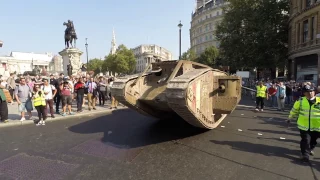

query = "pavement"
(1, 100), (117, 127)
(0, 97), (319, 180)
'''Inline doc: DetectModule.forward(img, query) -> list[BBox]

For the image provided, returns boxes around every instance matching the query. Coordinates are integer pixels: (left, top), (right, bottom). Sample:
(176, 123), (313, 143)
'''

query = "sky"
(0, 0), (195, 62)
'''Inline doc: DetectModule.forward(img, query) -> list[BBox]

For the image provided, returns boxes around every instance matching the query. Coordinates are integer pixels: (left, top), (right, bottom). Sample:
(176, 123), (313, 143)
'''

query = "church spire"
(110, 28), (117, 55)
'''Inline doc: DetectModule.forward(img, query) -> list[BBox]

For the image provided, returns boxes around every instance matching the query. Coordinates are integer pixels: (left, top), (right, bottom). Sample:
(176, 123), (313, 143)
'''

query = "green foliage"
(181, 49), (197, 61)
(103, 44), (136, 75)
(215, 0), (289, 70)
(196, 46), (219, 67)
(88, 58), (104, 74)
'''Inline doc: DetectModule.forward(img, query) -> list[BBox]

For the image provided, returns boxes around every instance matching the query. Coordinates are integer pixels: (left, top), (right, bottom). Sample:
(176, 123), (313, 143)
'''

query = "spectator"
(268, 83), (277, 107)
(276, 82), (286, 111)
(41, 78), (57, 118)
(86, 77), (97, 111)
(0, 83), (8, 123)
(32, 85), (47, 126)
(14, 77), (33, 121)
(59, 77), (74, 116)
(6, 73), (16, 105)
(74, 78), (85, 112)
(98, 76), (107, 106)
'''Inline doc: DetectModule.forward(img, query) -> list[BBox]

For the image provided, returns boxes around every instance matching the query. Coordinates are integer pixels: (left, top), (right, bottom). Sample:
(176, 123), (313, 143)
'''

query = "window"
(311, 17), (315, 40)
(297, 23), (300, 43)
(303, 20), (308, 42)
(306, 0), (311, 8)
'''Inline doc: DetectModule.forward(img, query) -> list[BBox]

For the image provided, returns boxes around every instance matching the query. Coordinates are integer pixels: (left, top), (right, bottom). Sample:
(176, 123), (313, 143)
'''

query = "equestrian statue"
(63, 20), (78, 49)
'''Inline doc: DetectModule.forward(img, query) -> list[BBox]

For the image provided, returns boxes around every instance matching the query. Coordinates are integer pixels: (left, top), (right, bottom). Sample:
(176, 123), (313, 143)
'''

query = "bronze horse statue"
(63, 21), (78, 49)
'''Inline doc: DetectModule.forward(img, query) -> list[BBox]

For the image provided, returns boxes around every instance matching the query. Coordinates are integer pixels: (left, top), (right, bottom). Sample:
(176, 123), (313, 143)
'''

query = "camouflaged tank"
(110, 60), (242, 129)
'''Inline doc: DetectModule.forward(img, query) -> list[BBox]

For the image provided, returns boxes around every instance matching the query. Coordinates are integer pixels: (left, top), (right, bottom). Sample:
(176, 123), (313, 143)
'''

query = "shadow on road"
(210, 140), (320, 174)
(69, 109), (208, 148)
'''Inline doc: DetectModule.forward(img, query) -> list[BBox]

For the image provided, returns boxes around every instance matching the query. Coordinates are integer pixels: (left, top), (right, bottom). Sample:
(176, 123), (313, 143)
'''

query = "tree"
(215, 0), (289, 71)
(196, 46), (219, 67)
(88, 58), (104, 75)
(103, 44), (136, 75)
(181, 49), (197, 61)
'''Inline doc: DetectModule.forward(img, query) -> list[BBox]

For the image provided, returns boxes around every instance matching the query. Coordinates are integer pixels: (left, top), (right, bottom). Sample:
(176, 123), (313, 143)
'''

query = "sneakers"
(20, 117), (26, 121)
(255, 108), (259, 111)
(260, 109), (264, 112)
(310, 148), (315, 156)
(36, 120), (46, 126)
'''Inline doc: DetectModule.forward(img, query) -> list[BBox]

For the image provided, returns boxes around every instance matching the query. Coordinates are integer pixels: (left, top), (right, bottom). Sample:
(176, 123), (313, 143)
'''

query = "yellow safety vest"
(33, 91), (46, 106)
(289, 97), (320, 132)
(256, 85), (267, 98)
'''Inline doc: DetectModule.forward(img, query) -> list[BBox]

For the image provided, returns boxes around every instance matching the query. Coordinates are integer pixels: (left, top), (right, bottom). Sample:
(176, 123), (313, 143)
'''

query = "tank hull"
(111, 60), (241, 129)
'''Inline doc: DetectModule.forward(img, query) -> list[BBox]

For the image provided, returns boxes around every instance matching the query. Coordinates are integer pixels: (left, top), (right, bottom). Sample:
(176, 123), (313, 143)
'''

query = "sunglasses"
(35, 87), (40, 88)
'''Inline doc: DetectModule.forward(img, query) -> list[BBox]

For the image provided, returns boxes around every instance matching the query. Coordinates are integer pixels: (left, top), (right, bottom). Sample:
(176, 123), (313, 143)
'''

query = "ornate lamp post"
(178, 21), (183, 60)
(0, 40), (3, 48)
(85, 38), (89, 71)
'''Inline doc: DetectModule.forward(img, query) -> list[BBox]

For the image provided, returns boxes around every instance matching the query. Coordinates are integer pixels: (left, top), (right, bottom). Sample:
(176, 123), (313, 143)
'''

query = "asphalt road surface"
(0, 98), (319, 180)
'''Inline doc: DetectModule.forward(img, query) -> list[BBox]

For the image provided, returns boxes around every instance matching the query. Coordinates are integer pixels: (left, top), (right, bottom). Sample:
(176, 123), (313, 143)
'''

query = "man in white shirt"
(41, 79), (57, 118)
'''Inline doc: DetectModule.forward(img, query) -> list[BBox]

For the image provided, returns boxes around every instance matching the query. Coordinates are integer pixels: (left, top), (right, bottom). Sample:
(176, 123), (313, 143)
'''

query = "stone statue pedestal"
(59, 48), (83, 76)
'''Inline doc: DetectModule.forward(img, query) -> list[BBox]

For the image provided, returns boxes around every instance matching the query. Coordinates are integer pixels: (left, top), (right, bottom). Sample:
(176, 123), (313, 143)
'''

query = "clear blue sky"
(0, 0), (195, 62)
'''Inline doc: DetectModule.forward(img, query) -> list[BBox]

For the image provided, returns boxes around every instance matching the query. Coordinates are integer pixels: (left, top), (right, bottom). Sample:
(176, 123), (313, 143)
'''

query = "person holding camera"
(32, 85), (47, 126)
(60, 77), (74, 116)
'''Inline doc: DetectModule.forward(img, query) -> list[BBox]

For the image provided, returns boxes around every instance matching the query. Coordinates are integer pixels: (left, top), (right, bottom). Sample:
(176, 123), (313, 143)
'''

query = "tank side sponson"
(212, 76), (242, 114)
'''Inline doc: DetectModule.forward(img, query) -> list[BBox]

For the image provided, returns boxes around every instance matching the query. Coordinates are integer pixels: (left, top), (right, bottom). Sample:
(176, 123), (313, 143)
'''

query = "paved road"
(0, 98), (319, 180)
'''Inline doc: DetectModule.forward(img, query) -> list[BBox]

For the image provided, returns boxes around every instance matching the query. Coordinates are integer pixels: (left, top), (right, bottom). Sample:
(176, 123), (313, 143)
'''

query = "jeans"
(99, 91), (106, 105)
(45, 99), (54, 116)
(269, 95), (277, 107)
(77, 93), (84, 111)
(277, 97), (285, 110)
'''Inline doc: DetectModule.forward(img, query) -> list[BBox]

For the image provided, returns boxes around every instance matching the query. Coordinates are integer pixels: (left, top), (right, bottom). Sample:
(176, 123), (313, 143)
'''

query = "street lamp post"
(178, 21), (183, 60)
(0, 40), (3, 48)
(85, 38), (89, 71)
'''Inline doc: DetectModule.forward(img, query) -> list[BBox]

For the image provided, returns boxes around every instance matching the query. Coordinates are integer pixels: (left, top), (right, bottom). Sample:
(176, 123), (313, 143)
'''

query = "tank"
(110, 60), (242, 129)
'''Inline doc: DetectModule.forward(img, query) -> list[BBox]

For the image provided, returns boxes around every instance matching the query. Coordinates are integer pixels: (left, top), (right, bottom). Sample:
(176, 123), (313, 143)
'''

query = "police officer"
(255, 81), (268, 112)
(288, 84), (320, 162)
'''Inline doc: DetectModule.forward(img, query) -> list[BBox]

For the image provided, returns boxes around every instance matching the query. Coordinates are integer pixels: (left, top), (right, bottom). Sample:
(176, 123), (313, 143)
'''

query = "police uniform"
(256, 84), (268, 111)
(288, 85), (320, 161)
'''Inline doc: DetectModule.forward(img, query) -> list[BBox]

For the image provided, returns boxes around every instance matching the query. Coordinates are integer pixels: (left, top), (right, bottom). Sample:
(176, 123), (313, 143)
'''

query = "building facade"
(131, 44), (173, 73)
(0, 51), (59, 76)
(190, 0), (228, 56)
(288, 0), (320, 85)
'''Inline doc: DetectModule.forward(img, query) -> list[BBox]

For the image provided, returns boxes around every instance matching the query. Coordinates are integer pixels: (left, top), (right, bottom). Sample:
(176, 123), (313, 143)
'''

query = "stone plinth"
(59, 48), (83, 76)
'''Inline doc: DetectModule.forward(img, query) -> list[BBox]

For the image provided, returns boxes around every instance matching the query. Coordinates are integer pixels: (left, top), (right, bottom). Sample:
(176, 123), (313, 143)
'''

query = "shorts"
(18, 100), (33, 112)
(62, 95), (72, 106)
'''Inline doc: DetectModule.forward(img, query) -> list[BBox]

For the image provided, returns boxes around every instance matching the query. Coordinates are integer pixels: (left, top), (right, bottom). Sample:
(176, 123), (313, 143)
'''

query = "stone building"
(0, 52), (54, 77)
(190, 0), (228, 56)
(49, 55), (63, 73)
(131, 45), (173, 73)
(288, 0), (320, 85)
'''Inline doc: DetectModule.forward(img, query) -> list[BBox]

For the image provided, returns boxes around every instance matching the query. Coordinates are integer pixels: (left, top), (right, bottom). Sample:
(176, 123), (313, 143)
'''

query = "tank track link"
(166, 68), (213, 129)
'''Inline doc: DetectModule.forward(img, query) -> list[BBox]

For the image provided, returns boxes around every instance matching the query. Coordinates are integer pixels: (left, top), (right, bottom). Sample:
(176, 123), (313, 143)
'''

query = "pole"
(178, 21), (183, 60)
(85, 38), (89, 72)
(179, 28), (181, 60)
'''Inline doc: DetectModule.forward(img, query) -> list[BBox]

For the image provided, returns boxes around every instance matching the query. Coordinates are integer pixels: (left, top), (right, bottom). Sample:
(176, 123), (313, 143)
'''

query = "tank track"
(166, 68), (213, 129)
(110, 74), (153, 117)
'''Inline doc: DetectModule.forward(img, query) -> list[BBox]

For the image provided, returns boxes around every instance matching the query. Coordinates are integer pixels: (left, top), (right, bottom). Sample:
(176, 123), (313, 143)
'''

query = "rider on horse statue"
(63, 20), (78, 49)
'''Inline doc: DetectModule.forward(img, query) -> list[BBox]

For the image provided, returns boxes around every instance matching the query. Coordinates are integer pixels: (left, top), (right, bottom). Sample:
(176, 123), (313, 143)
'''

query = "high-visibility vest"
(33, 91), (46, 106)
(256, 85), (267, 98)
(289, 97), (320, 132)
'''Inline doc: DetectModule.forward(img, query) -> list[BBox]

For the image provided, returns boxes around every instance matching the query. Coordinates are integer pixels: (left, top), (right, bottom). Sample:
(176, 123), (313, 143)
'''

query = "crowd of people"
(242, 79), (318, 111)
(0, 73), (119, 125)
